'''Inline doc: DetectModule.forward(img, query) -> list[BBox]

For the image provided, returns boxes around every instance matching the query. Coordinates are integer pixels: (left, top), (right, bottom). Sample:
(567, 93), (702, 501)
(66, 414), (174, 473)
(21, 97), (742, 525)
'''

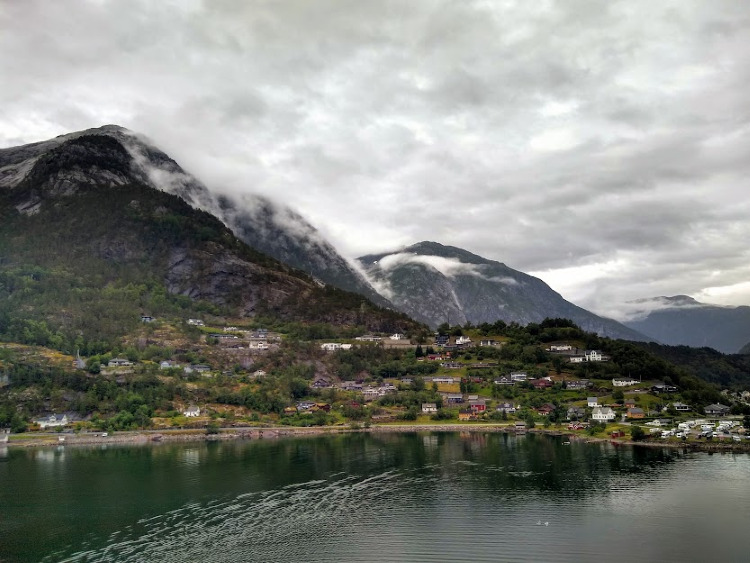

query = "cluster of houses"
(433, 335), (474, 351)
(569, 350), (609, 363)
(337, 381), (399, 401)
(421, 394), (489, 420)
(320, 342), (354, 351)
(491, 372), (565, 390)
(545, 344), (611, 364)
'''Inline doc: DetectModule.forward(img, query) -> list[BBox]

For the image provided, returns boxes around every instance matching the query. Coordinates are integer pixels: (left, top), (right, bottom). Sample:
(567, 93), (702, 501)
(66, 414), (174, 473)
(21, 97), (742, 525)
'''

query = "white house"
(585, 350), (605, 362)
(569, 356), (586, 363)
(549, 344), (573, 352)
(187, 319), (204, 326)
(510, 372), (528, 382)
(389, 333), (407, 340)
(363, 388), (380, 401)
(422, 403), (438, 414)
(35, 414), (69, 428)
(321, 343), (342, 351)
(456, 335), (472, 345)
(108, 358), (132, 367)
(184, 405), (201, 417)
(591, 407), (616, 422)
(587, 397), (599, 408)
(494, 376), (514, 386)
(432, 376), (457, 384)
(612, 377), (639, 387)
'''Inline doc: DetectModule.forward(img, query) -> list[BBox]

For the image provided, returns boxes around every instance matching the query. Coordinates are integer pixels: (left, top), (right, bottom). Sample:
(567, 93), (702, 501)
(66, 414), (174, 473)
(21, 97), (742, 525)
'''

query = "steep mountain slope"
(359, 241), (648, 340)
(0, 125), (387, 306)
(217, 194), (391, 307)
(0, 133), (418, 349)
(624, 296), (750, 354)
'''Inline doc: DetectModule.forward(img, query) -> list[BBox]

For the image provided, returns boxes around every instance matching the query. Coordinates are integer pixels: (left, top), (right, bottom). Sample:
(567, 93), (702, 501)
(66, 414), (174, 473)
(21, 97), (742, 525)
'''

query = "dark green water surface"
(1, 432), (749, 562)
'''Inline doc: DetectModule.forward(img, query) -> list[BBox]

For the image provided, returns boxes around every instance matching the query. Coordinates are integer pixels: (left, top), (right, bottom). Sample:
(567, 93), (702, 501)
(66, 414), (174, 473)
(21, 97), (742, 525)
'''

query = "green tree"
(525, 413), (536, 429)
(631, 425), (646, 441)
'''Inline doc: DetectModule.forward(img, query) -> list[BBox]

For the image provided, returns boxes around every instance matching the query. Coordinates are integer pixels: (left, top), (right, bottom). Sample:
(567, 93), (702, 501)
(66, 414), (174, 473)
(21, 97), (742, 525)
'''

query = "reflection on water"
(1, 433), (749, 562)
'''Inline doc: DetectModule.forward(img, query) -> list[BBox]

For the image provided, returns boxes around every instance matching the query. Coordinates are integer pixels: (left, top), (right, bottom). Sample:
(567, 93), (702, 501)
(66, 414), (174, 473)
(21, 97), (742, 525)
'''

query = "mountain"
(0, 131), (419, 349)
(623, 296), (750, 354)
(358, 241), (648, 340)
(0, 125), (387, 306)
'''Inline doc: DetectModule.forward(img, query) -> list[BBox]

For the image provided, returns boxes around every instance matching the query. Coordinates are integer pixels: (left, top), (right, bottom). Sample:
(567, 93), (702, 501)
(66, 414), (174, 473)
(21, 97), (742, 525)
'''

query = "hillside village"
(2, 127), (749, 448)
(3, 315), (749, 445)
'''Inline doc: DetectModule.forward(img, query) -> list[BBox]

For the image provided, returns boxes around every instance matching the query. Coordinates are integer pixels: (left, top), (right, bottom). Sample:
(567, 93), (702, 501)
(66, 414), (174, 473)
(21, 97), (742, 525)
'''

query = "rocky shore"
(5, 423), (750, 453)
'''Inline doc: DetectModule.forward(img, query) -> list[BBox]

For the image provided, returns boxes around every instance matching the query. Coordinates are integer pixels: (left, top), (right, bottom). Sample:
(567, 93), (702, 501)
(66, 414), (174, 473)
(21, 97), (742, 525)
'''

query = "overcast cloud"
(2, 0), (750, 319)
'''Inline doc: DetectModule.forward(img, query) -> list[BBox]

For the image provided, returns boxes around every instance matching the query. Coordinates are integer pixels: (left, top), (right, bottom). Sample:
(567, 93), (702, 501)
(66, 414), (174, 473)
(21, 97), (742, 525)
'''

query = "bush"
(400, 407), (418, 421)
(432, 409), (456, 421)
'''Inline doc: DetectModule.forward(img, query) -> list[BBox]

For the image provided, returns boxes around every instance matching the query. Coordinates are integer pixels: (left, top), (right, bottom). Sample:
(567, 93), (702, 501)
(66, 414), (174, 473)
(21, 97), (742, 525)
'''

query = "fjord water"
(1, 434), (749, 563)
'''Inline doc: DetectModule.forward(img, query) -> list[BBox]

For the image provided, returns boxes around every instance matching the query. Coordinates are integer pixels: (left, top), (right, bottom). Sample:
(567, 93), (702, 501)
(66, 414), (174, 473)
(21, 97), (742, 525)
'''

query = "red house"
(469, 399), (487, 413)
(531, 378), (553, 389)
(536, 403), (556, 416)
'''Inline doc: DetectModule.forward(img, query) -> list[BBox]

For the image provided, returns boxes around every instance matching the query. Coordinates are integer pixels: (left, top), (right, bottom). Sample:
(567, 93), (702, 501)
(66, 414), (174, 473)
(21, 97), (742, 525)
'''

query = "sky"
(2, 0), (750, 320)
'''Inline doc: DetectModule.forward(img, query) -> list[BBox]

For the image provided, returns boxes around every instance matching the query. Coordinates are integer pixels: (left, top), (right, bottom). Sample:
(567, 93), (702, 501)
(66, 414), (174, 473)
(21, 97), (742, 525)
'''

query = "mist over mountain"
(624, 296), (750, 354)
(0, 125), (386, 306)
(359, 241), (648, 341)
(216, 194), (390, 307)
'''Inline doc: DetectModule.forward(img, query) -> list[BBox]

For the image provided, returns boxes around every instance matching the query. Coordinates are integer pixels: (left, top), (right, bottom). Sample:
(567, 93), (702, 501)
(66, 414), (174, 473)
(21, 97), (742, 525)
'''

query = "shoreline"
(4, 424), (750, 453)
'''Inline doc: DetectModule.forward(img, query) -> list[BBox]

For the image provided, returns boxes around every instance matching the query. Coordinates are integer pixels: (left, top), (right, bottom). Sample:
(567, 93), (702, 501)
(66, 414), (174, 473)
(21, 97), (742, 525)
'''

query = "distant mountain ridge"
(358, 241), (648, 341)
(0, 125), (387, 306)
(624, 295), (750, 354)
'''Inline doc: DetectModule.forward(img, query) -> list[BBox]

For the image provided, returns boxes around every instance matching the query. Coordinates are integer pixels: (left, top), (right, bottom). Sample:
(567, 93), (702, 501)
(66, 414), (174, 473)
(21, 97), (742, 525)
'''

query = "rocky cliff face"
(624, 296), (750, 354)
(0, 125), (386, 305)
(359, 241), (648, 340)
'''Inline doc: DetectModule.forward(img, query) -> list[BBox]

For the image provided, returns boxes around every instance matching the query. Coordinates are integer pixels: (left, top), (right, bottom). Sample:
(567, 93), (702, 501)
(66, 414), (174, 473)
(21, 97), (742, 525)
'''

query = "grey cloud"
(2, 0), (750, 320)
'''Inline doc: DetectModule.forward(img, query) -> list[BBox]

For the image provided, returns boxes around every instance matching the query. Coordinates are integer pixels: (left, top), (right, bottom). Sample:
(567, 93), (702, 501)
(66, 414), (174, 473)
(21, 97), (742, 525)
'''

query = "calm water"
(1, 433), (749, 562)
